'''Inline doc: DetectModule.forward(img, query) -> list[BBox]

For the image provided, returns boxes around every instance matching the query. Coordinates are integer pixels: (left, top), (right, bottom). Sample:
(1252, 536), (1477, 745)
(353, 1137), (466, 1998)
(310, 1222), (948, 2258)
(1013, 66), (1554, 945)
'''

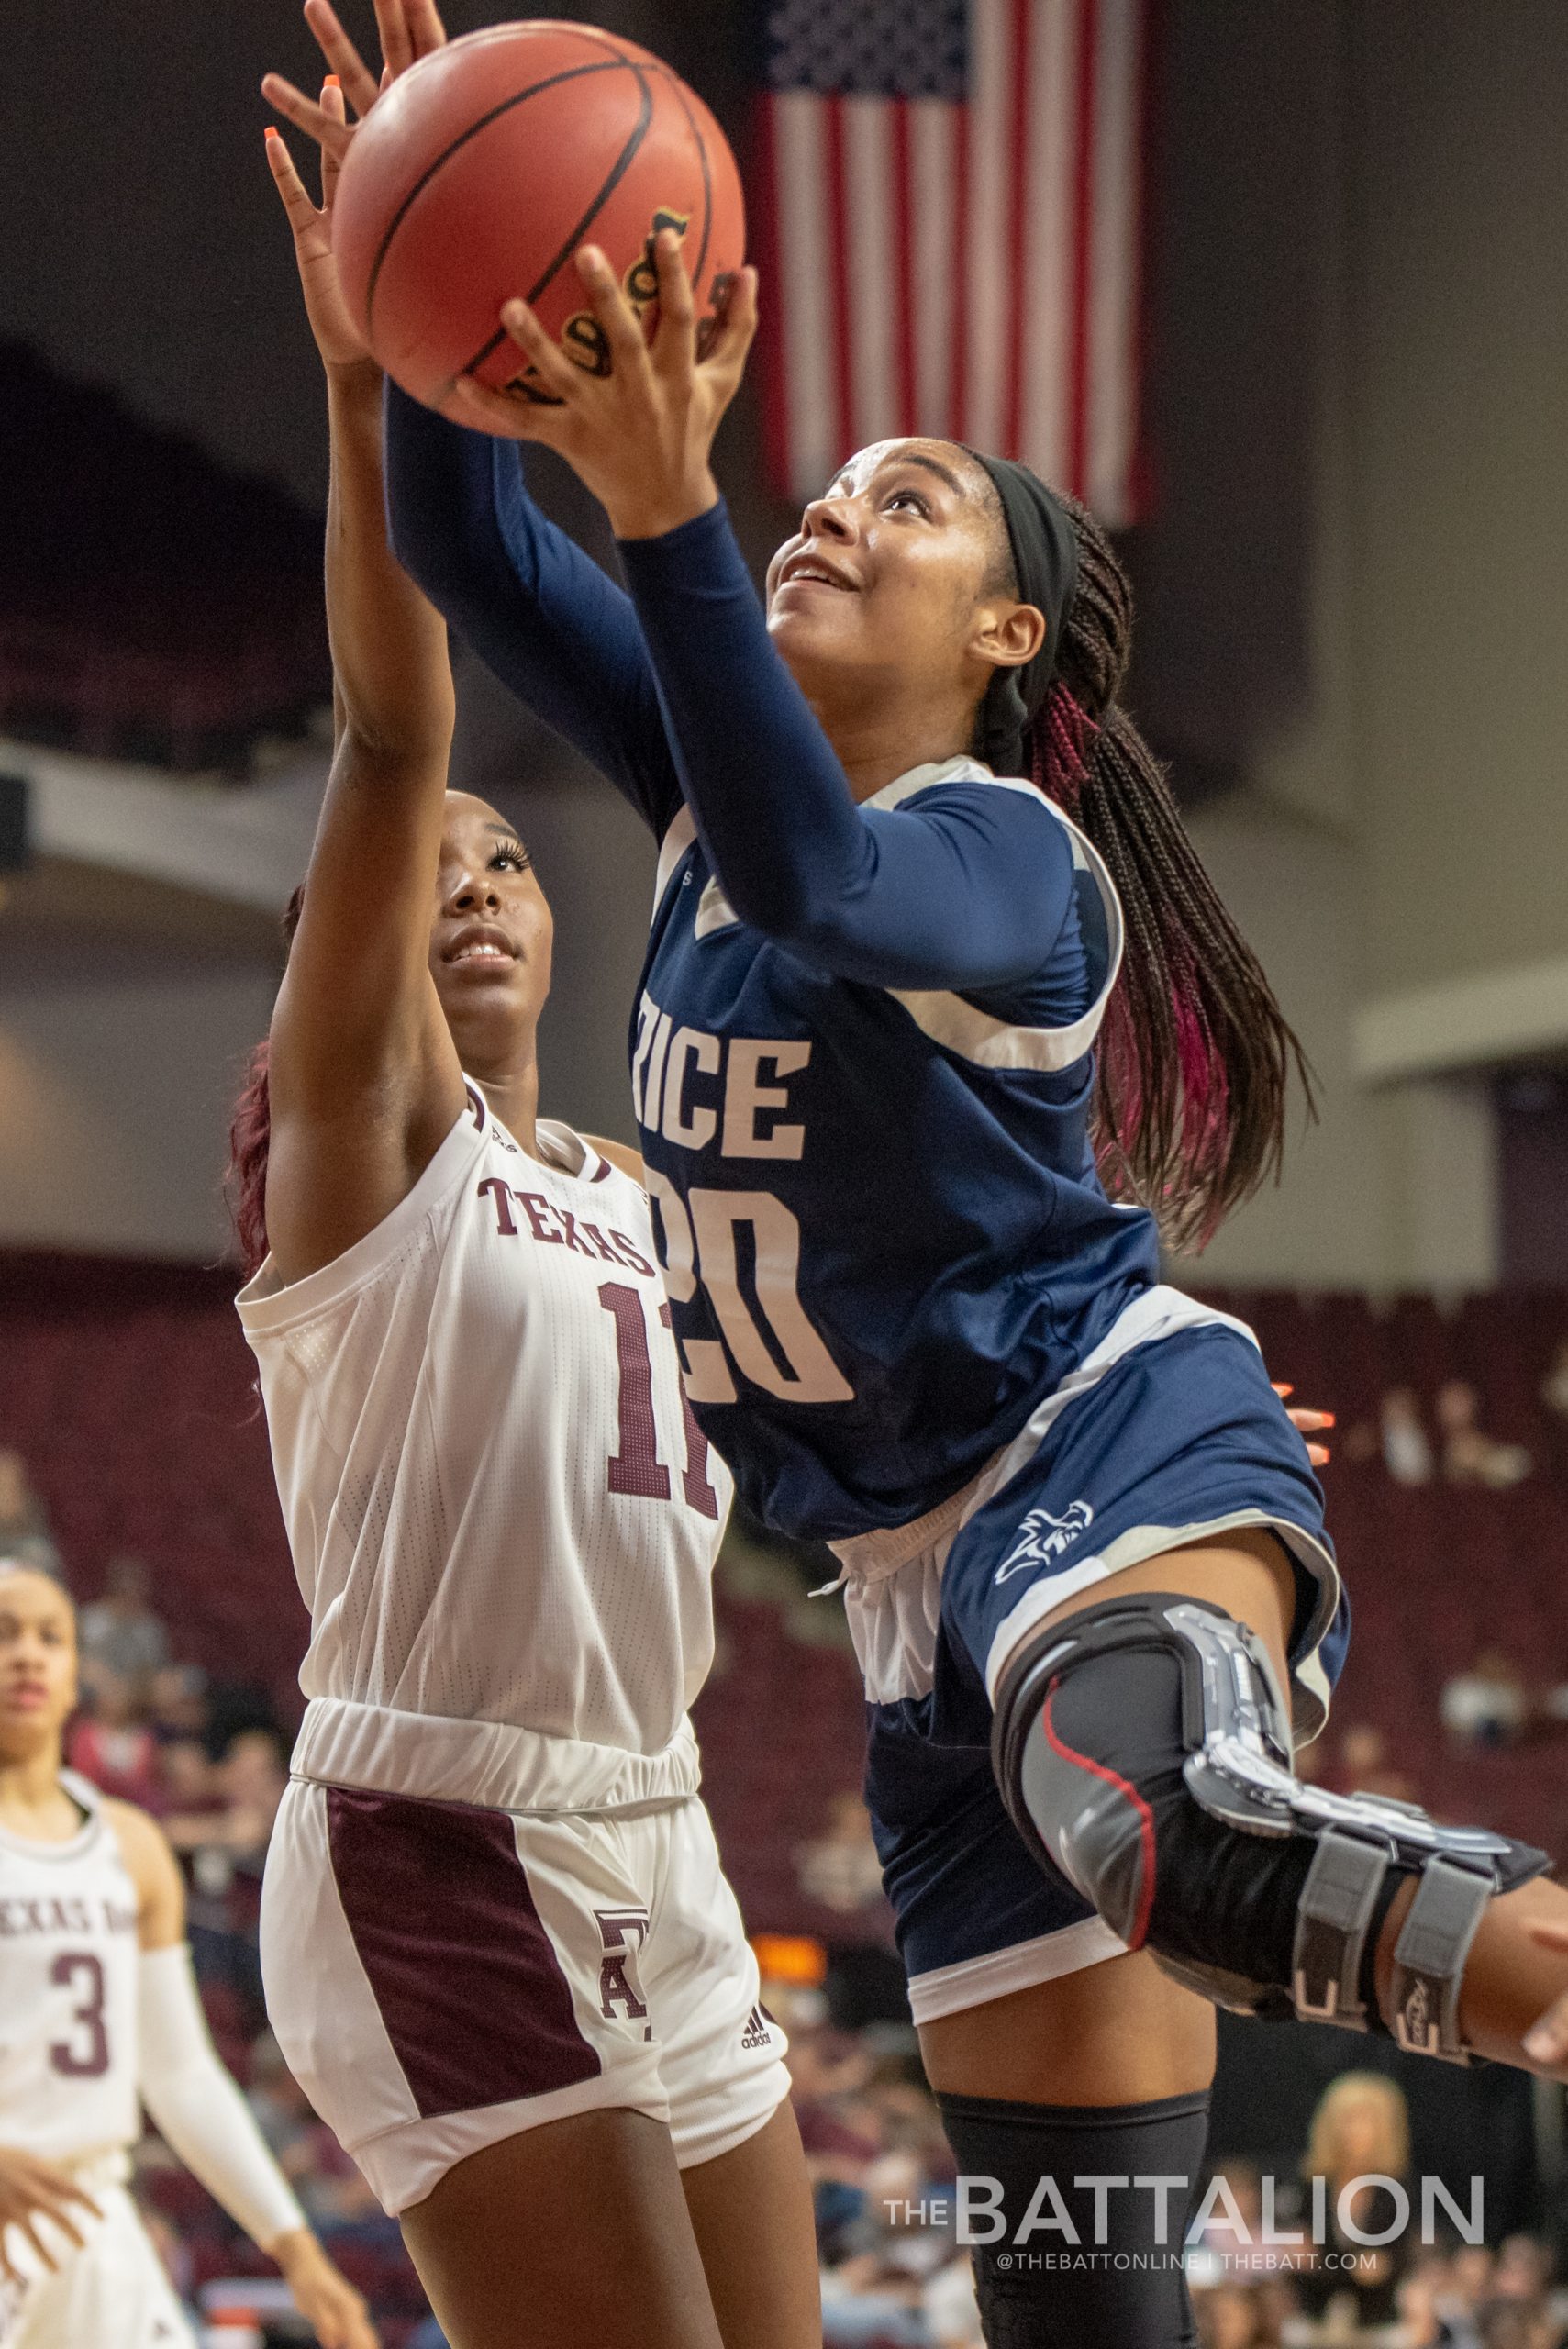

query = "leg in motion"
(398, 2108), (727, 2349)
(678, 2099), (822, 2349)
(922, 1956), (1216, 2349)
(992, 1538), (1560, 2071)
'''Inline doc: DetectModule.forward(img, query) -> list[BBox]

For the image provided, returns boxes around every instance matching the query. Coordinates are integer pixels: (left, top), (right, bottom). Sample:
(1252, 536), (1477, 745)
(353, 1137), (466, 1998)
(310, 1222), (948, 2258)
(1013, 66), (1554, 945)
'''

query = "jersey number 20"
(643, 1176), (853, 1408)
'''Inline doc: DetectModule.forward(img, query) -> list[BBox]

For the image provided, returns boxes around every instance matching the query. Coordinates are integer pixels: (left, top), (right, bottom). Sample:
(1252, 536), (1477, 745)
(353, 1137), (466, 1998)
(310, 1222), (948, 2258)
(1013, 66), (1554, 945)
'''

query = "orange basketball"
(332, 20), (746, 421)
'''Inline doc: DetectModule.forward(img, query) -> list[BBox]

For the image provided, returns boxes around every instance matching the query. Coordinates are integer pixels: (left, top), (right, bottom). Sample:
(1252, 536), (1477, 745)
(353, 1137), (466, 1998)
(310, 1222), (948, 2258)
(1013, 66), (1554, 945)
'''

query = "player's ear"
(973, 597), (1046, 674)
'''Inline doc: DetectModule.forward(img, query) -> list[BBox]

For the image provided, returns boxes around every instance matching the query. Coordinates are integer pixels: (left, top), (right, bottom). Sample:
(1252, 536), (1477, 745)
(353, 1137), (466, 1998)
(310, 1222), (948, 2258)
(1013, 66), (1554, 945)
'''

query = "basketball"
(331, 20), (746, 420)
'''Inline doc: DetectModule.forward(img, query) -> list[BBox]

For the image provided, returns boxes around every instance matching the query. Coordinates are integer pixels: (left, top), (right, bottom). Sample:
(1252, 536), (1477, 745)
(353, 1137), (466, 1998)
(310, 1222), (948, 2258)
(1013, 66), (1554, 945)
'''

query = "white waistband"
(826, 1285), (1259, 1591)
(290, 1698), (702, 1815)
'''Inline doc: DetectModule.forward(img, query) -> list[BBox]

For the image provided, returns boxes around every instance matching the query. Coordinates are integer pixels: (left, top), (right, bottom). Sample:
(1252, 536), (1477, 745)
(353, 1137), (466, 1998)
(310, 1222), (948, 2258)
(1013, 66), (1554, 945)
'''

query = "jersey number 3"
(50, 1951), (110, 2077)
(598, 1284), (720, 1518)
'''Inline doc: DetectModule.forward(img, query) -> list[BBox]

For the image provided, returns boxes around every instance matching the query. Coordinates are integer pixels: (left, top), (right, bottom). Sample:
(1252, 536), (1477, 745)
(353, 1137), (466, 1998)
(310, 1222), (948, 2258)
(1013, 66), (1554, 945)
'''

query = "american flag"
(753, 0), (1151, 522)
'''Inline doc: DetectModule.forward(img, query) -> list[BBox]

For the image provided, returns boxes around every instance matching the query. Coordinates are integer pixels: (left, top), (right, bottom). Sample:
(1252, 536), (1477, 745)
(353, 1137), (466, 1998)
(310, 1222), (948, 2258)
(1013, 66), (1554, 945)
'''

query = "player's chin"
(766, 596), (865, 673)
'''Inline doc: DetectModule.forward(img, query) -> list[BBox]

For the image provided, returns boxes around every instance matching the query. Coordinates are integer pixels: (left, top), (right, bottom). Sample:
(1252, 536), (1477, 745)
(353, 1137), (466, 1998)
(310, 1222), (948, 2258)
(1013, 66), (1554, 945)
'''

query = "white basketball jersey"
(239, 1086), (731, 1808)
(0, 1773), (141, 2166)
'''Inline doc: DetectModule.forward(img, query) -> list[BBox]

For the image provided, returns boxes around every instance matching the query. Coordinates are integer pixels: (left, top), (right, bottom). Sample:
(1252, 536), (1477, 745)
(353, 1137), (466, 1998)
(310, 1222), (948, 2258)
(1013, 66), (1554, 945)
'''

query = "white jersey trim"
(906, 1913), (1129, 2025)
(0, 1770), (106, 1864)
(868, 757), (1125, 1074)
(653, 807), (698, 918)
(651, 761), (1125, 1075)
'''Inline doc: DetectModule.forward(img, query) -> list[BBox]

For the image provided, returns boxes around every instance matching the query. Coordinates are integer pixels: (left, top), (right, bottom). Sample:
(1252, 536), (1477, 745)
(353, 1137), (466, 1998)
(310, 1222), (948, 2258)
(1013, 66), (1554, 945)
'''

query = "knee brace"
(992, 1591), (1549, 2063)
(936, 2090), (1208, 2348)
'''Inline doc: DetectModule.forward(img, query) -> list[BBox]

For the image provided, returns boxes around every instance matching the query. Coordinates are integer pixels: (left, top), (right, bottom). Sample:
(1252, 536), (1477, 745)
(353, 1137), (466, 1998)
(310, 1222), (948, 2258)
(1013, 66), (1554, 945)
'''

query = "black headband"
(963, 450), (1079, 777)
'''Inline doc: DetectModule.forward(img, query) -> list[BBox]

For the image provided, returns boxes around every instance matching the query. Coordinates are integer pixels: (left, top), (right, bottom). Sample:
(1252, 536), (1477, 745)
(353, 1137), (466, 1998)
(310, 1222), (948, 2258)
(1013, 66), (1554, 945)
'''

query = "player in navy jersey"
(256, 47), (1568, 2340)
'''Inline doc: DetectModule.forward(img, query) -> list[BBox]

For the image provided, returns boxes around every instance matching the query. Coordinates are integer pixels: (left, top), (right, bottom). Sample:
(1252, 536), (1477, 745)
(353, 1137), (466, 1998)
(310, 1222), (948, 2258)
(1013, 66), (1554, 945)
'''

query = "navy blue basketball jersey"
(384, 397), (1163, 1543)
(633, 760), (1160, 1541)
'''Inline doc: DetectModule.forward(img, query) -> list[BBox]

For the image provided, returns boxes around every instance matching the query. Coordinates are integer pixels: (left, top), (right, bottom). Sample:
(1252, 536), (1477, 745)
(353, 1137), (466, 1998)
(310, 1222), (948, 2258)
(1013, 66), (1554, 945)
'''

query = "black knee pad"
(936, 2089), (1209, 2348)
(991, 1591), (1548, 2060)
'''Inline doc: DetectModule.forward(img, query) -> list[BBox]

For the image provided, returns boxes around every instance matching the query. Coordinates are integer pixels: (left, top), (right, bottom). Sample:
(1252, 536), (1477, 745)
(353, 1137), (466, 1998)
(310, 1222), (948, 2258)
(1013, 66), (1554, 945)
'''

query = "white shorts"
(261, 1778), (791, 2216)
(0, 2177), (195, 2349)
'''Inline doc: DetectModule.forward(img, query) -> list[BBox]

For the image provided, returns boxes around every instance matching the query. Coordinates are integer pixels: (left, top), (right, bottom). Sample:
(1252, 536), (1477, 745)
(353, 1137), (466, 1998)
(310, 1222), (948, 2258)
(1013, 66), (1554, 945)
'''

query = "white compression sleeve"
(136, 1943), (306, 2253)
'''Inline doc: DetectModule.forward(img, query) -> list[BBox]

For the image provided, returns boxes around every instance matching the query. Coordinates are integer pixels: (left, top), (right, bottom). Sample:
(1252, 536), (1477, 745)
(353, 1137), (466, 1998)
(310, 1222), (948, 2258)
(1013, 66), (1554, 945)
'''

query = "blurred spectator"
(1540, 1339), (1568, 1421)
(78, 1553), (171, 1686)
(796, 1790), (888, 1920)
(1490, 2235), (1555, 2305)
(1294, 2073), (1413, 2332)
(1195, 2281), (1281, 2346)
(181, 1730), (287, 2023)
(1436, 1383), (1532, 1488)
(147, 1660), (211, 1746)
(1382, 1386), (1437, 1486)
(0, 1447), (61, 1575)
(1331, 1723), (1421, 1807)
(1441, 1652), (1530, 1749)
(1480, 2310), (1564, 2349)
(66, 1667), (163, 1806)
(1399, 2252), (1484, 2348)
(156, 1736), (221, 1836)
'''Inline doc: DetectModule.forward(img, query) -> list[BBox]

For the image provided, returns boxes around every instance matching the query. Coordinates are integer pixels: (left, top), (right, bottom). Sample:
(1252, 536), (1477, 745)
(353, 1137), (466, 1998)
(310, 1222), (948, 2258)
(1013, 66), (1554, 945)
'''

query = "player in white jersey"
(0, 1559), (374, 2349)
(237, 35), (817, 2349)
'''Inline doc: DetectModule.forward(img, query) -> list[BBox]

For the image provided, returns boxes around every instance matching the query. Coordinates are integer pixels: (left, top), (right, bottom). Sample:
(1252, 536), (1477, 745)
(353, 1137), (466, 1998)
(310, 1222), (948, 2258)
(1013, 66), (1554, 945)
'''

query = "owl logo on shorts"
(993, 1499), (1095, 1585)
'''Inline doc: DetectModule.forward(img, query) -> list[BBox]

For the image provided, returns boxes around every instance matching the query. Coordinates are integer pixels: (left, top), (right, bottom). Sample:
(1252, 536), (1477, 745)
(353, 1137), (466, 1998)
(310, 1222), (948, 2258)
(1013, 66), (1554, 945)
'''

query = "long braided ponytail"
(1021, 495), (1314, 1252)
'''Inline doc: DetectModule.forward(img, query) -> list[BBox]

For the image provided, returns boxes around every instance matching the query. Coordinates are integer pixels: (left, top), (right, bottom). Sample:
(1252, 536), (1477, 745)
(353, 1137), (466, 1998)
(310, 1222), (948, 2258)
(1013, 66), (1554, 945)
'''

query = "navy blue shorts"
(856, 1311), (1348, 2023)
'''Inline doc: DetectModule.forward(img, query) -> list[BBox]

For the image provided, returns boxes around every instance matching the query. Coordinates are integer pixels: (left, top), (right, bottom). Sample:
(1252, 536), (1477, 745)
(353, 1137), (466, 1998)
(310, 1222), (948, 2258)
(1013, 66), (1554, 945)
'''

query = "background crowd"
(16, 1290), (1568, 2348)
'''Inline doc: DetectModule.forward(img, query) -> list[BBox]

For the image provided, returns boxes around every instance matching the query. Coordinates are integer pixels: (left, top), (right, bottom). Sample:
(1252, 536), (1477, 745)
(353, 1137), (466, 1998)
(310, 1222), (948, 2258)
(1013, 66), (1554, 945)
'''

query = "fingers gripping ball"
(331, 20), (746, 420)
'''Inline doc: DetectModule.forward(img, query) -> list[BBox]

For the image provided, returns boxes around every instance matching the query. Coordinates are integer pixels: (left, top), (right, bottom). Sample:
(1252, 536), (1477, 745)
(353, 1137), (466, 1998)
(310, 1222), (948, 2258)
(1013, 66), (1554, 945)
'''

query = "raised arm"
(384, 390), (683, 837)
(450, 237), (1076, 991)
(263, 1), (680, 839)
(616, 505), (1076, 987)
(260, 80), (464, 1285)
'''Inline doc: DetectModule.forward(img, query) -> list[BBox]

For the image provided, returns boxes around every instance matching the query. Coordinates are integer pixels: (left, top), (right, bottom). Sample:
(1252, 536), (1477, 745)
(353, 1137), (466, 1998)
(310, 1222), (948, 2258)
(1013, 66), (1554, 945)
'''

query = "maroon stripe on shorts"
(325, 1787), (601, 2118)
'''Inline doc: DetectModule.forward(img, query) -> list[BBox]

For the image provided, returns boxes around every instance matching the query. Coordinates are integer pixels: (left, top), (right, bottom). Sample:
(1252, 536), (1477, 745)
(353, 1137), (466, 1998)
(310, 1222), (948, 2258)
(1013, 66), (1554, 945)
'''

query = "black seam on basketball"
(364, 57), (641, 337)
(448, 65), (657, 392)
(652, 63), (715, 295)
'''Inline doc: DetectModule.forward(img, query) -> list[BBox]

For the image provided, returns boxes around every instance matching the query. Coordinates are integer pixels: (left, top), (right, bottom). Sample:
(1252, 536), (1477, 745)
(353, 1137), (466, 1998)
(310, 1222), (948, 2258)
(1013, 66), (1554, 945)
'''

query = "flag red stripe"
(1068, 0), (1101, 498)
(1129, 0), (1160, 516)
(891, 99), (918, 438)
(948, 99), (971, 444)
(824, 94), (856, 462)
(751, 94), (792, 500)
(1003, 0), (1033, 459)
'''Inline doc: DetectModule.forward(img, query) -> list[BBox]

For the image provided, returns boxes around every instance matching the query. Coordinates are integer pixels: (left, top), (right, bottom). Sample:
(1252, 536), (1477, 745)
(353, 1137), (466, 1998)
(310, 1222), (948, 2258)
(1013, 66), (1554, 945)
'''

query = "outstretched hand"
(450, 230), (760, 542)
(264, 75), (364, 371)
(1273, 1383), (1334, 1470)
(261, 0), (447, 371)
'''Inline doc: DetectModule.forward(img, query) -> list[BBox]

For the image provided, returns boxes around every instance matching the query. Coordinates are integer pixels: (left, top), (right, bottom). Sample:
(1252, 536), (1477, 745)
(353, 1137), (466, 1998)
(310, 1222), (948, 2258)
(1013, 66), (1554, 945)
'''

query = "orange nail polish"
(1321, 1412), (1338, 1427)
(324, 72), (340, 86)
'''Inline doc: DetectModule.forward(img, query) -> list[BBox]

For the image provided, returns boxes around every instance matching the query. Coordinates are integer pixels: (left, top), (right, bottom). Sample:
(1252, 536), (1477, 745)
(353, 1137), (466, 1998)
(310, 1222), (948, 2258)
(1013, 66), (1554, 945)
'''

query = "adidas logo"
(740, 2003), (773, 2051)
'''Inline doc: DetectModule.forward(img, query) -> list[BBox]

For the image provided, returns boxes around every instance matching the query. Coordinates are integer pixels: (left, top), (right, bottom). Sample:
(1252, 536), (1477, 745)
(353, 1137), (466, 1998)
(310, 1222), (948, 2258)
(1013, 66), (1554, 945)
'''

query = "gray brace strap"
(1388, 1857), (1496, 2062)
(992, 1592), (1549, 2063)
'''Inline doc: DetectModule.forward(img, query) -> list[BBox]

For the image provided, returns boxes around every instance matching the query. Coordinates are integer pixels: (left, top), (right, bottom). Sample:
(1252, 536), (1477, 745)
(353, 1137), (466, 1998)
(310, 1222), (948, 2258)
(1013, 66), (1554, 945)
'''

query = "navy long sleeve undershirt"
(385, 384), (1077, 993)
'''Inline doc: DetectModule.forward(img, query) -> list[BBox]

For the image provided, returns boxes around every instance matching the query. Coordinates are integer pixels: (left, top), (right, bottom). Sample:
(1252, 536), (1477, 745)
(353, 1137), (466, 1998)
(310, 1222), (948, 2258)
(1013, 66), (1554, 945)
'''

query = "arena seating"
(0, 346), (329, 769)
(8, 1250), (1568, 1917)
